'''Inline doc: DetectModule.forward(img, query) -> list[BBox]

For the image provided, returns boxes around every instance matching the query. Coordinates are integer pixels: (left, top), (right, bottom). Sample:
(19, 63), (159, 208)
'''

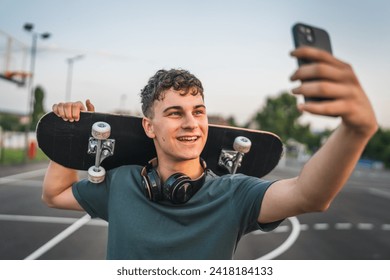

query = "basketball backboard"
(0, 30), (29, 86)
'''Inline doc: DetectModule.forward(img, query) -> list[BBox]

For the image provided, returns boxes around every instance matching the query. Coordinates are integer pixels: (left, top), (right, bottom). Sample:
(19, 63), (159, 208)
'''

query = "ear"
(142, 117), (155, 138)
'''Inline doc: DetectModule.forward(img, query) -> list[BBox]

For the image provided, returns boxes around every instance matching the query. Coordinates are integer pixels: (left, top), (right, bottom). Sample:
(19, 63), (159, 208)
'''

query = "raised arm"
(42, 100), (95, 210)
(259, 47), (378, 223)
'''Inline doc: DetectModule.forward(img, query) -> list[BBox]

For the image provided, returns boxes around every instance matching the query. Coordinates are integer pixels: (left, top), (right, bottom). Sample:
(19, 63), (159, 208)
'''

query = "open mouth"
(177, 136), (200, 142)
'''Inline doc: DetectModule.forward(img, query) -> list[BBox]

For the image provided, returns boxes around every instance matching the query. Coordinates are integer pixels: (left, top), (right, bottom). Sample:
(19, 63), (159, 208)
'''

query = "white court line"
(0, 180), (43, 188)
(335, 223), (353, 230)
(24, 214), (92, 260)
(357, 223), (374, 230)
(0, 214), (107, 226)
(252, 225), (290, 235)
(300, 224), (309, 231)
(256, 216), (301, 260)
(313, 223), (330, 230)
(368, 188), (390, 200)
(1, 168), (104, 260)
(0, 214), (78, 224)
(382, 224), (390, 230)
(0, 168), (47, 186)
(274, 225), (290, 233)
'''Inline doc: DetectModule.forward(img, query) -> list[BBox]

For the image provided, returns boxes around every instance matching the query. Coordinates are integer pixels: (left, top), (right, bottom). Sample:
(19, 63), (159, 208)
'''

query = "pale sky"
(1, 0), (389, 130)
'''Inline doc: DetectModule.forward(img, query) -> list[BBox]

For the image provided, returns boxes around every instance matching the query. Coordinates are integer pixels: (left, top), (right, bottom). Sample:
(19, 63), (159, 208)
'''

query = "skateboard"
(36, 112), (283, 182)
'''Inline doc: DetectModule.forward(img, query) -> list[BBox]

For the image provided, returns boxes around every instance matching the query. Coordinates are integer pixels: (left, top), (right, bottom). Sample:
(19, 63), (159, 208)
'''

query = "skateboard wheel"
(233, 136), (252, 154)
(91, 122), (111, 139)
(88, 166), (106, 183)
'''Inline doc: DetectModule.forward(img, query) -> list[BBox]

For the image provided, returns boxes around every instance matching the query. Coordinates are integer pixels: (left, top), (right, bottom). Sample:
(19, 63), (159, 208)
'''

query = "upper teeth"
(179, 136), (198, 141)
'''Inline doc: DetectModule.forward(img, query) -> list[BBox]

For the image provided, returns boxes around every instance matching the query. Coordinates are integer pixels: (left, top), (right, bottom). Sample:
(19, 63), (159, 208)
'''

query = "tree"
(250, 91), (388, 168)
(252, 92), (323, 151)
(253, 92), (300, 138)
(227, 115), (238, 127)
(363, 128), (390, 168)
(0, 113), (24, 131)
(30, 86), (46, 130)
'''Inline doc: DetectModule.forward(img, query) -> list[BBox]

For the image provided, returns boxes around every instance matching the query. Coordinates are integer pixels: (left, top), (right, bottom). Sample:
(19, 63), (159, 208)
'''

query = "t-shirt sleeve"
(72, 175), (110, 221)
(232, 176), (283, 235)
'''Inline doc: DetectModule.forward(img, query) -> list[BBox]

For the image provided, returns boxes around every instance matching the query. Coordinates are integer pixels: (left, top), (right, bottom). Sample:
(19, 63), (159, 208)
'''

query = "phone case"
(292, 22), (333, 102)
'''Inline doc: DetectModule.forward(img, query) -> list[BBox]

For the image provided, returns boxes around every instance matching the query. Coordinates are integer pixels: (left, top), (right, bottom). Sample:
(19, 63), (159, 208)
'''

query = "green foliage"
(0, 85), (46, 132)
(254, 92), (300, 140)
(363, 128), (390, 168)
(227, 116), (238, 127)
(253, 92), (323, 151)
(251, 91), (388, 168)
(30, 86), (46, 131)
(0, 148), (48, 165)
(0, 113), (25, 131)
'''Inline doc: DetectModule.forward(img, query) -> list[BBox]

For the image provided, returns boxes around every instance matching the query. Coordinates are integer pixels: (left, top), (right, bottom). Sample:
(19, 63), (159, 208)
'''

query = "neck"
(156, 157), (204, 182)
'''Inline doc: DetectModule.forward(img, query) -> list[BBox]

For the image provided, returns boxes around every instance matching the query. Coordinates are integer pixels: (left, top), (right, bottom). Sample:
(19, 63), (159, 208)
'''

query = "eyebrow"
(162, 104), (206, 113)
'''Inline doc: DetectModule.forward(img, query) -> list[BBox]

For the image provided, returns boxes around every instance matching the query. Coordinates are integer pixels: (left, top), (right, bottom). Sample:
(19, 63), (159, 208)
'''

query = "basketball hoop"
(0, 71), (31, 86)
(4, 71), (32, 79)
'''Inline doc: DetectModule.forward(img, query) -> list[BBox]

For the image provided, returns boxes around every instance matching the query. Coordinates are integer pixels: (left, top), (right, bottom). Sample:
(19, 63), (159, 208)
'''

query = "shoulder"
(107, 165), (143, 179)
(204, 171), (273, 195)
(75, 165), (143, 188)
(207, 171), (271, 187)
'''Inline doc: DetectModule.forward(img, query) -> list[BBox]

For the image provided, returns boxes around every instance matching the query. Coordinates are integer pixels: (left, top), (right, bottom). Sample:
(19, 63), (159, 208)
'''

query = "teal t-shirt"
(72, 165), (281, 259)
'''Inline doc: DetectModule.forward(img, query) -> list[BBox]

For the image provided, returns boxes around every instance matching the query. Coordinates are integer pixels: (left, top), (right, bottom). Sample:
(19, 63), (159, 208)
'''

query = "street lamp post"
(65, 55), (84, 101)
(23, 23), (51, 162)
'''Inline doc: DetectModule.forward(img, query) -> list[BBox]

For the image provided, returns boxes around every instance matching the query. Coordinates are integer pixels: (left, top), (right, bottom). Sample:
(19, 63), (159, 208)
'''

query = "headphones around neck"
(141, 158), (207, 204)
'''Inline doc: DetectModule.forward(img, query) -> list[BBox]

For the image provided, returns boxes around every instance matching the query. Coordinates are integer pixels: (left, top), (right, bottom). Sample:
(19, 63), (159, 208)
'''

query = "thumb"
(85, 99), (95, 112)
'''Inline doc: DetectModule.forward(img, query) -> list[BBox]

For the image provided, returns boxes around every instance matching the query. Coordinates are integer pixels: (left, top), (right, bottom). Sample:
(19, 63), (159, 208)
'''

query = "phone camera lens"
(306, 34), (314, 43)
(299, 26), (306, 33)
(302, 27), (314, 43)
(297, 24), (315, 44)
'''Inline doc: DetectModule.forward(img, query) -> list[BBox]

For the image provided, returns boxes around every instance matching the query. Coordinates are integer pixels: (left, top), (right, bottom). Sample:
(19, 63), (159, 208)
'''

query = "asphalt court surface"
(0, 162), (108, 259)
(1, 161), (390, 260)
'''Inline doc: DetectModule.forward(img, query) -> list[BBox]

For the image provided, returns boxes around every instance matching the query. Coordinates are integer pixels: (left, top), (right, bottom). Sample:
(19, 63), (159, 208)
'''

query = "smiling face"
(142, 87), (208, 168)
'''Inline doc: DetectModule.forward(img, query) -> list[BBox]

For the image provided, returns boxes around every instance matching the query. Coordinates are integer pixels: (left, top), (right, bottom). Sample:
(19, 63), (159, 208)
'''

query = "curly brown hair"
(140, 69), (204, 118)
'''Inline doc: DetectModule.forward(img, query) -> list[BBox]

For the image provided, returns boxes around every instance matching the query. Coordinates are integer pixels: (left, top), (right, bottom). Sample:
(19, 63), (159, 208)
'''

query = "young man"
(43, 46), (377, 259)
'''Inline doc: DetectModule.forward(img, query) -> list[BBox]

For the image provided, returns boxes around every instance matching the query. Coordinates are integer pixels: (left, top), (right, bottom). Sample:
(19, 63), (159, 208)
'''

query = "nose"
(182, 112), (198, 130)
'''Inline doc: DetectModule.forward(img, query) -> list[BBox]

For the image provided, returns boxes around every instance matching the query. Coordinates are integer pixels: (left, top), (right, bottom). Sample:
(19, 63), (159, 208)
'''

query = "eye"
(194, 108), (206, 116)
(168, 111), (182, 117)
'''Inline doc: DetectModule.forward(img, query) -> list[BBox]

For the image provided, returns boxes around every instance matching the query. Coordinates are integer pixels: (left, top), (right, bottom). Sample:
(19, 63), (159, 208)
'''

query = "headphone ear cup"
(142, 157), (208, 203)
(163, 173), (192, 203)
(141, 171), (152, 200)
(142, 162), (162, 202)
(172, 170), (207, 204)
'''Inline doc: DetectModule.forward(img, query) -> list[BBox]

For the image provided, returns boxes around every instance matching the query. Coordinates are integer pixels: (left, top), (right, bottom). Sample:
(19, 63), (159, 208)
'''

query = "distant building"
(208, 115), (229, 126)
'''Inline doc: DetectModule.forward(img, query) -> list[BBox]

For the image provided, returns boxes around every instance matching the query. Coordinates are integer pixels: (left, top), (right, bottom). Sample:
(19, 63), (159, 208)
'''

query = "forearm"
(260, 47), (379, 223)
(296, 123), (376, 211)
(42, 161), (81, 209)
(42, 100), (95, 210)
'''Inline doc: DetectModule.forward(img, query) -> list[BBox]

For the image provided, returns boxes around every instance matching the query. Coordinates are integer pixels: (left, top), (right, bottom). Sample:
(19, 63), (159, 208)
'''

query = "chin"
(177, 152), (202, 161)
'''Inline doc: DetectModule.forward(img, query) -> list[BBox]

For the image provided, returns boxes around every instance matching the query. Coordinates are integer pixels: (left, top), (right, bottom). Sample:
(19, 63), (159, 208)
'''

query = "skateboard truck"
(218, 136), (252, 174)
(87, 121), (115, 183)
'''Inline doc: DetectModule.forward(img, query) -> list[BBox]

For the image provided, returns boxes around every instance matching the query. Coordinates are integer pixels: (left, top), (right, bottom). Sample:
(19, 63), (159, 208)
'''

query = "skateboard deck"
(36, 112), (283, 178)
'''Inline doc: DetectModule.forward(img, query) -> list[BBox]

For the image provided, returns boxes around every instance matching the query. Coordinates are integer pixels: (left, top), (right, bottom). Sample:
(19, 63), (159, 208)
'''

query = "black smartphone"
(292, 22), (332, 102)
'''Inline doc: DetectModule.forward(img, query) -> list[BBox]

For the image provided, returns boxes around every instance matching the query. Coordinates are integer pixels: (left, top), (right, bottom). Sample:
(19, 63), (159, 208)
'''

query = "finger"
(290, 63), (349, 83)
(85, 99), (95, 112)
(52, 103), (69, 121)
(71, 102), (86, 121)
(57, 103), (69, 121)
(290, 46), (346, 68)
(292, 81), (352, 100)
(63, 103), (75, 122)
(52, 103), (60, 117)
(298, 99), (348, 117)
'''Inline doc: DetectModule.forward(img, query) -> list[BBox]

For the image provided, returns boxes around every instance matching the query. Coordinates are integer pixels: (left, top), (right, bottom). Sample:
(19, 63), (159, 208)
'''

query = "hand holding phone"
(292, 22), (333, 102)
